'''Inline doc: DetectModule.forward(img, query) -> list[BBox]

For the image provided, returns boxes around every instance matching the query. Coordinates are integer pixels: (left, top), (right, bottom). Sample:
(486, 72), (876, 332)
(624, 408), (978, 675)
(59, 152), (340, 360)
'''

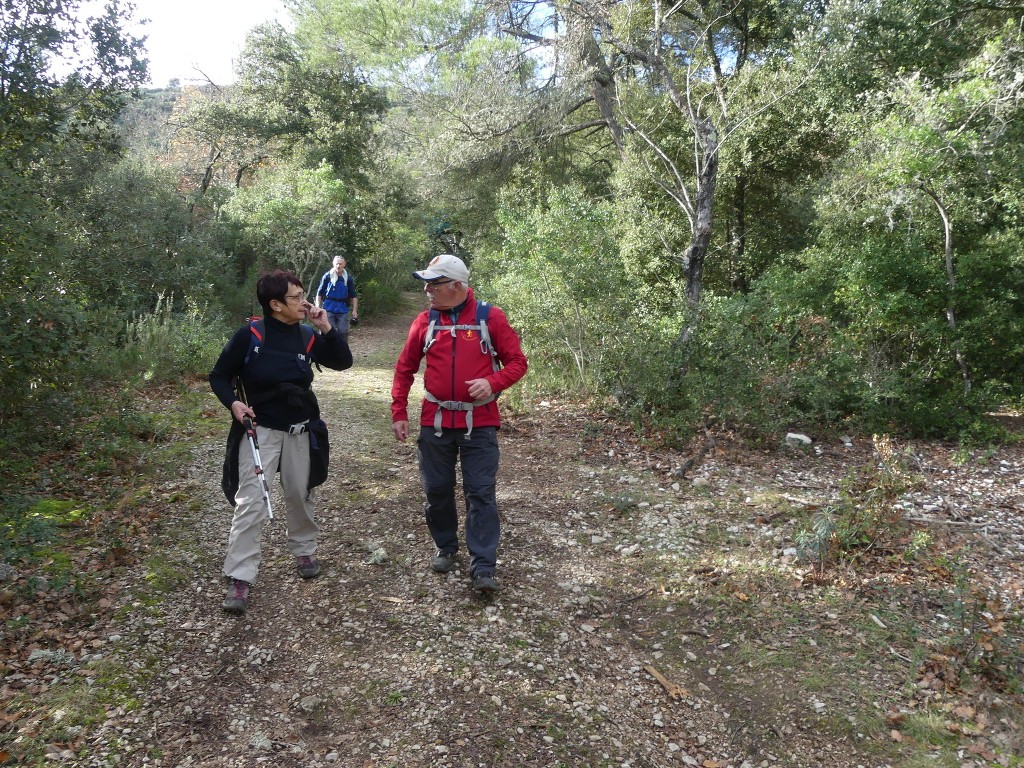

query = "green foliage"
(67, 158), (223, 317)
(0, 0), (147, 162)
(118, 294), (227, 385)
(0, 4), (214, 421)
(651, 252), (1008, 439)
(170, 21), (395, 301)
(789, 19), (1024, 435)
(620, 283), (860, 440)
(4, 0), (1023, 458)
(0, 154), (231, 419)
(231, 22), (387, 176)
(294, 0), (476, 78)
(355, 278), (401, 319)
(955, 234), (1024, 387)
(478, 185), (627, 394)
(224, 161), (358, 288)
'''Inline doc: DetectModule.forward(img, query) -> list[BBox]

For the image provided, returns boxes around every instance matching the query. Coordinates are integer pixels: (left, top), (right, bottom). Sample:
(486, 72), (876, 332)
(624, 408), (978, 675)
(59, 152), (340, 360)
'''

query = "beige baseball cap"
(412, 254), (469, 284)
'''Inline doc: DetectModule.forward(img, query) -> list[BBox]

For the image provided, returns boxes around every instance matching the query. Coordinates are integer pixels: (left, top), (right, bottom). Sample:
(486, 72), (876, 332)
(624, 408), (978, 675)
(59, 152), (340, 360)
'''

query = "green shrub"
(119, 293), (226, 384)
(796, 434), (921, 568)
(356, 277), (402, 318)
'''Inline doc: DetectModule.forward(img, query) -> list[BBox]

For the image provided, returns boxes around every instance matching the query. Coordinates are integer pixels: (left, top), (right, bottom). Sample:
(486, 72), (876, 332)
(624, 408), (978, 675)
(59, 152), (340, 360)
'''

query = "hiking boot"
(430, 550), (457, 573)
(223, 579), (250, 614)
(296, 555), (321, 579)
(472, 572), (499, 594)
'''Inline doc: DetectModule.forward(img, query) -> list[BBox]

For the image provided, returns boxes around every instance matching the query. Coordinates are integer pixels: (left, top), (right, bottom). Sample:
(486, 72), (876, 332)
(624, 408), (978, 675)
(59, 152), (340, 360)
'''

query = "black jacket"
(209, 315), (352, 430)
(211, 316), (351, 503)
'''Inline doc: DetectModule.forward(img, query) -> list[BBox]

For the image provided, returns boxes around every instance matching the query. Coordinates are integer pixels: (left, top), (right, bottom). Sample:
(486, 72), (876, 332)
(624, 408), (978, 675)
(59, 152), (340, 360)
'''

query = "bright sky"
(125, 0), (291, 87)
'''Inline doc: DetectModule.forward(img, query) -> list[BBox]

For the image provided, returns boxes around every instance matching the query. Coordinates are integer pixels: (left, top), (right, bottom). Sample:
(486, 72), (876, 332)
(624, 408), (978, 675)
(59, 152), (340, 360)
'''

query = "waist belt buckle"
(288, 423), (307, 435)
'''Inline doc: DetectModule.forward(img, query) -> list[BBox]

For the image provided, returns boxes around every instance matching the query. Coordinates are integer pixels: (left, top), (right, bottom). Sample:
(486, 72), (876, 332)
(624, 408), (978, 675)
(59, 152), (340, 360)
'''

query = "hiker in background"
(210, 269), (353, 615)
(315, 255), (359, 343)
(390, 254), (528, 594)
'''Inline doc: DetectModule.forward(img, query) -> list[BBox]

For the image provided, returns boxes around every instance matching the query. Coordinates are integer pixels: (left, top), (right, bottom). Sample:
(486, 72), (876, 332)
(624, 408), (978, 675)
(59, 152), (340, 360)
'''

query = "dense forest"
(2, 2), (1023, 766)
(3, 0), (1023, 440)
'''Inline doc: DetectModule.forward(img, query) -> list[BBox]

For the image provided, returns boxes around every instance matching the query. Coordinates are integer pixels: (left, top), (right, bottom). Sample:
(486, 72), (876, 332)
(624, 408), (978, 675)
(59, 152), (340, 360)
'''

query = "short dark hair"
(256, 269), (303, 315)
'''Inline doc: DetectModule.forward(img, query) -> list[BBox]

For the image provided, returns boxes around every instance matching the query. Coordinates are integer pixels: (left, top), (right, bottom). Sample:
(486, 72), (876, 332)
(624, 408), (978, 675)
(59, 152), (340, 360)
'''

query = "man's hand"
(392, 420), (409, 442)
(466, 378), (493, 401)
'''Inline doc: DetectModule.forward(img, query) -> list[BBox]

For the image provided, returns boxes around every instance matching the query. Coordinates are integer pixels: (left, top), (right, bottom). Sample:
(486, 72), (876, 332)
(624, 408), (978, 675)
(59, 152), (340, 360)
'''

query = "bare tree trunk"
(677, 118), (719, 364)
(920, 184), (971, 394)
(575, 14), (625, 153)
(185, 147), (223, 228)
(731, 174), (749, 293)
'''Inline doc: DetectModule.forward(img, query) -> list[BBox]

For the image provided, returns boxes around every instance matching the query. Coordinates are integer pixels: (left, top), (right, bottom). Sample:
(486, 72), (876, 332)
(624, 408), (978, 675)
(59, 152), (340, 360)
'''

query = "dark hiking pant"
(417, 426), (500, 576)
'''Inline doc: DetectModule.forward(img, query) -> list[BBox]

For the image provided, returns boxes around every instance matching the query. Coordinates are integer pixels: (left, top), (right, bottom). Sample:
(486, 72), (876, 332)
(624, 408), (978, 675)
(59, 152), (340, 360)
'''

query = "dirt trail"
(70, 297), (1023, 768)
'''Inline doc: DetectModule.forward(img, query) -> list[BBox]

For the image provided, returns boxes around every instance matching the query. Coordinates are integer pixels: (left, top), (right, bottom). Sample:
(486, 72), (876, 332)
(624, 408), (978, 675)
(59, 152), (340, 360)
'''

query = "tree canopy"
(2, 0), (1023, 438)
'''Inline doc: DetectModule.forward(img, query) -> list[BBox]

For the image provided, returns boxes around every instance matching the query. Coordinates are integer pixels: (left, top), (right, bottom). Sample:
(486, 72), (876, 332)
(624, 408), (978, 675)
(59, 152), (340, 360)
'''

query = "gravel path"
(63, 299), (1023, 768)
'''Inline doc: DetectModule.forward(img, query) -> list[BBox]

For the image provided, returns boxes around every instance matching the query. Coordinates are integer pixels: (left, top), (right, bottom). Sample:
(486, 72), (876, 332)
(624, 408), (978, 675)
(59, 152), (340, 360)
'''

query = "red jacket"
(391, 288), (528, 430)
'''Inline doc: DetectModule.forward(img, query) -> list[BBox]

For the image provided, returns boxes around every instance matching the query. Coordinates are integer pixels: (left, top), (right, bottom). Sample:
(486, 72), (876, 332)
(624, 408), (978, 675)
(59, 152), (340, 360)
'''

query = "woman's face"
(272, 283), (310, 324)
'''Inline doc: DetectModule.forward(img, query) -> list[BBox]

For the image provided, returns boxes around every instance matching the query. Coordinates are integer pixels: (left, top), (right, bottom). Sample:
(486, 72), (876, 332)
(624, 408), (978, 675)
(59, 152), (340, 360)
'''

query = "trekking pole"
(242, 416), (274, 521)
(237, 381), (274, 521)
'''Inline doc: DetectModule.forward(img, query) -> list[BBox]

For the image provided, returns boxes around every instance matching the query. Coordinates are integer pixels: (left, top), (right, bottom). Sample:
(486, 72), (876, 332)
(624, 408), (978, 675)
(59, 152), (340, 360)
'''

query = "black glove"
(350, 316), (360, 326)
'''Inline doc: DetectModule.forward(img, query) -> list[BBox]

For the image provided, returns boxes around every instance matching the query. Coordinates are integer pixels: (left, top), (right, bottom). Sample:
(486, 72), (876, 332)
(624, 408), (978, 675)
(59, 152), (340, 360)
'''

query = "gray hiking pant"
(417, 426), (500, 576)
(327, 311), (350, 342)
(223, 425), (319, 583)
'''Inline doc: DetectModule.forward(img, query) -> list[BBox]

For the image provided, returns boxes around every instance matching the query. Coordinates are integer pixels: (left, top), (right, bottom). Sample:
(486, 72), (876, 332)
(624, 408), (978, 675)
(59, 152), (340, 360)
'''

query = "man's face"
(334, 258), (346, 271)
(424, 278), (466, 311)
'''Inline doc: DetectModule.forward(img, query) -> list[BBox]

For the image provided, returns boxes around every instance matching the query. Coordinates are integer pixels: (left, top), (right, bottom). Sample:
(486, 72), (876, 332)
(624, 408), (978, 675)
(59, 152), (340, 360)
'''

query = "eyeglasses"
(283, 292), (305, 302)
(424, 280), (455, 290)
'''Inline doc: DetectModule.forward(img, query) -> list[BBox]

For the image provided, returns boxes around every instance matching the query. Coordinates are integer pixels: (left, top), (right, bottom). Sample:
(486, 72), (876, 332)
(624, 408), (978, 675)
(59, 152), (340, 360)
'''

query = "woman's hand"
(302, 301), (332, 333)
(230, 400), (255, 424)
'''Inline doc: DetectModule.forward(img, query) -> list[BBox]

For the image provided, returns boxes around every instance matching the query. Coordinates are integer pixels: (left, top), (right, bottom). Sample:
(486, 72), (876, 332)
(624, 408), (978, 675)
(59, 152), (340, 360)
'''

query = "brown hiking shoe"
(296, 555), (321, 579)
(223, 579), (250, 614)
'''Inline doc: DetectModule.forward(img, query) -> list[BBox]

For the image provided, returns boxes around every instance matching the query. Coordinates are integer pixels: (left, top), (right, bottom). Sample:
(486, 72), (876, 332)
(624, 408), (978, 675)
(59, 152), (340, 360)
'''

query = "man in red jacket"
(391, 254), (528, 593)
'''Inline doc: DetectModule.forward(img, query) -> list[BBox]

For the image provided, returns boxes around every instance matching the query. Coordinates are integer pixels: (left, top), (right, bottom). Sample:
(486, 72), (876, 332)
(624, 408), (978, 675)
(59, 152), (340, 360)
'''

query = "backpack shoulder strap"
(244, 319), (265, 367)
(423, 308), (442, 353)
(422, 304), (499, 372)
(246, 319), (315, 364)
(300, 323), (316, 355)
(475, 302), (500, 372)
